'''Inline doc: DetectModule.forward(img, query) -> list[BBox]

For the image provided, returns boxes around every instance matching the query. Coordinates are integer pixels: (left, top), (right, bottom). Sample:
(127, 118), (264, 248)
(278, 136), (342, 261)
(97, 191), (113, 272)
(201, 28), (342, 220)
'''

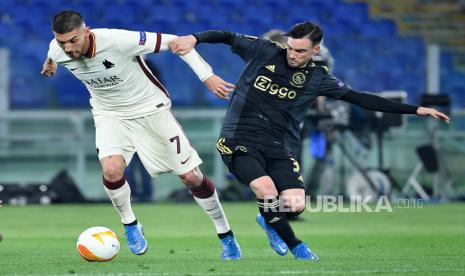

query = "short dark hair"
(52, 10), (84, 34)
(286, 22), (323, 45)
(262, 29), (287, 44)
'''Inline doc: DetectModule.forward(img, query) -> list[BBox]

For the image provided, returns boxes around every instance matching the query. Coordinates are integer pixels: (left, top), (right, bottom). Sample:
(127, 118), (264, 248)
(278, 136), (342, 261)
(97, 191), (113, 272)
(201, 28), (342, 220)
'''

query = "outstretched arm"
(169, 31), (272, 98)
(170, 30), (267, 64)
(161, 34), (234, 99)
(169, 31), (235, 55)
(40, 57), (57, 77)
(340, 90), (450, 123)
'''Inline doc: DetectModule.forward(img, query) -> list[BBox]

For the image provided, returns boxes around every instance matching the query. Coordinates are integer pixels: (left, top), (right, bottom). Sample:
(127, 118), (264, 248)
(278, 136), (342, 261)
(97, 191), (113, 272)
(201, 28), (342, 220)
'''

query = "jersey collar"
(305, 59), (316, 68)
(83, 32), (96, 58)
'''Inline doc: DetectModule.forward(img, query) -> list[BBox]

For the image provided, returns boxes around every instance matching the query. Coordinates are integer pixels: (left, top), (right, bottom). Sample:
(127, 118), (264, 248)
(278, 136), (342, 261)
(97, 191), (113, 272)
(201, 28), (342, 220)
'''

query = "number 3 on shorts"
(290, 158), (300, 172)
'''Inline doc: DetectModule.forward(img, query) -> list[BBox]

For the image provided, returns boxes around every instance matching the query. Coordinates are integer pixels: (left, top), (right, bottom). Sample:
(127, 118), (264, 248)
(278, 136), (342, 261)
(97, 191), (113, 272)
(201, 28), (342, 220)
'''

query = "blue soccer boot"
(124, 222), (148, 255)
(256, 213), (288, 256)
(291, 242), (319, 260)
(220, 235), (241, 260)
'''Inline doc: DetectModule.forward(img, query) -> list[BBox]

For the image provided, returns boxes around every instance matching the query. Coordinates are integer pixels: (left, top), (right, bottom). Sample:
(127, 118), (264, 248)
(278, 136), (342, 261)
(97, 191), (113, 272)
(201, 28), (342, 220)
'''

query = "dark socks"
(218, 230), (234, 240)
(286, 209), (304, 220)
(257, 197), (302, 249)
(123, 220), (138, 226)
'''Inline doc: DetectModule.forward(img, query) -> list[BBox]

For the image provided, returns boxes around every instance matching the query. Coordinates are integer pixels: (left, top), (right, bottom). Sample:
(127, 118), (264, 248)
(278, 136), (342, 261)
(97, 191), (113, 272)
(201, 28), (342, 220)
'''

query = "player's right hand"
(204, 75), (235, 100)
(169, 35), (197, 55)
(416, 107), (450, 123)
(41, 57), (57, 77)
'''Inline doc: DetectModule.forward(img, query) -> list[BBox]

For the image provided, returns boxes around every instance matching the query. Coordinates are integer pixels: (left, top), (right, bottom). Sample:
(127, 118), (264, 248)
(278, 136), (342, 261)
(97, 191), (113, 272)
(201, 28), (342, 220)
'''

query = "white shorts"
(94, 109), (202, 176)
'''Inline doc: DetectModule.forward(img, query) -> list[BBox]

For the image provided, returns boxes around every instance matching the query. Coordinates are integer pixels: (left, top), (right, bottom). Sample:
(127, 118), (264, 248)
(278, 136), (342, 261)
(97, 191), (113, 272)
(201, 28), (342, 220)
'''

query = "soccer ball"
(76, 226), (120, 262)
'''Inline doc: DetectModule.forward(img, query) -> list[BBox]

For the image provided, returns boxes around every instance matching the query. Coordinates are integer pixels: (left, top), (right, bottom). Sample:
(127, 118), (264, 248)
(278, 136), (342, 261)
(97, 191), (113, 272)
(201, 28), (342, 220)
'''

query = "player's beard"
(66, 51), (82, 59)
(287, 59), (303, 68)
(287, 57), (311, 68)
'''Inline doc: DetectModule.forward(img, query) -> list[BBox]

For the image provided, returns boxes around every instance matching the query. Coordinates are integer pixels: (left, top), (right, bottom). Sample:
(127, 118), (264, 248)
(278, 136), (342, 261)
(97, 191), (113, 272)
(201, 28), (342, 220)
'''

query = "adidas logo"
(265, 64), (275, 73)
(269, 217), (281, 223)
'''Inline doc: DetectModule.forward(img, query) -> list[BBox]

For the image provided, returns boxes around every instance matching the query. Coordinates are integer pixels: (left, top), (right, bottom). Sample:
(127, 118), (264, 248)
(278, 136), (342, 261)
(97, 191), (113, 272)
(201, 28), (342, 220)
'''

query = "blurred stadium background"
(0, 0), (465, 203)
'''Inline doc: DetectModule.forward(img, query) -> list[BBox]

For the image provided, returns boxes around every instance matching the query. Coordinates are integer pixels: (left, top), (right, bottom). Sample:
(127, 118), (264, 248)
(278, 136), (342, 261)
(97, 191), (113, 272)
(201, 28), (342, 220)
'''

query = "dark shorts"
(216, 137), (304, 193)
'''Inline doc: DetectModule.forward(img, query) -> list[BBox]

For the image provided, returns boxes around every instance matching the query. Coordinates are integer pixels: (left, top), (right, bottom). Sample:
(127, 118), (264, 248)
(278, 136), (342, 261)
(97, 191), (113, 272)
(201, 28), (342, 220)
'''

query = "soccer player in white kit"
(41, 10), (240, 260)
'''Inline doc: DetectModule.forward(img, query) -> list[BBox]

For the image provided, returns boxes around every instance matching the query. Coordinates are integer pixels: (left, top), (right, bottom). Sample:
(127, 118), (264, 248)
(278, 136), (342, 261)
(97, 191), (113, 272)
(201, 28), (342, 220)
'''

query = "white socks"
(104, 176), (231, 234)
(104, 182), (136, 224)
(194, 190), (231, 234)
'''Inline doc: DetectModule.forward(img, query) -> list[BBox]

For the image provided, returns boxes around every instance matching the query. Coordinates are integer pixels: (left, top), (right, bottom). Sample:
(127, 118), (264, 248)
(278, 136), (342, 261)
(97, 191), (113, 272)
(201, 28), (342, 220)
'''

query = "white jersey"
(47, 29), (213, 119)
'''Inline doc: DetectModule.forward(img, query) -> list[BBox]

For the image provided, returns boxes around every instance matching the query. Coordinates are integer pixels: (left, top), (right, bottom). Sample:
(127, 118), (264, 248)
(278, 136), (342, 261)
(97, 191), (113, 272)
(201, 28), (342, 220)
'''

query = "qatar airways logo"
(83, 76), (123, 89)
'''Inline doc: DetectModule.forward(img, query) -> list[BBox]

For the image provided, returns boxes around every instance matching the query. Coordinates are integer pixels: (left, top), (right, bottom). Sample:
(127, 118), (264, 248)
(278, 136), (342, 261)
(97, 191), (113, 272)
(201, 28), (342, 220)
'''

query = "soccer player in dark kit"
(170, 22), (449, 260)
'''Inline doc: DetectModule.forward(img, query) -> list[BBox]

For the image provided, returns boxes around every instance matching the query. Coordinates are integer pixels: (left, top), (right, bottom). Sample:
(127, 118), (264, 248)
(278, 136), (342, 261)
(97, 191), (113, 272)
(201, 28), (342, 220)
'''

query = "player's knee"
(250, 179), (277, 198)
(179, 170), (202, 188)
(103, 164), (124, 182)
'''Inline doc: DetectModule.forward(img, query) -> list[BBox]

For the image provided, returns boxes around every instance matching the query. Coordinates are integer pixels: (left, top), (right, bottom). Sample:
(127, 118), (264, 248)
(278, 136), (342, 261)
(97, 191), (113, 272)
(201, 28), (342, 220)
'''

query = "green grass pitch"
(1, 203), (464, 275)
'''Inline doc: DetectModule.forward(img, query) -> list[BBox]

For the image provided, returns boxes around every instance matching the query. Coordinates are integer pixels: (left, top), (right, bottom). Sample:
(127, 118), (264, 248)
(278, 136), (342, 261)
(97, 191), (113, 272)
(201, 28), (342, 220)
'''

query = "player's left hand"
(417, 107), (450, 123)
(204, 75), (235, 100)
